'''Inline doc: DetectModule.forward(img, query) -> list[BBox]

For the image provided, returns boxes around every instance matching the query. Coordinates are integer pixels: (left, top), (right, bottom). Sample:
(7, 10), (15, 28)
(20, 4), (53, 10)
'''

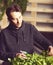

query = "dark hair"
(6, 4), (22, 19)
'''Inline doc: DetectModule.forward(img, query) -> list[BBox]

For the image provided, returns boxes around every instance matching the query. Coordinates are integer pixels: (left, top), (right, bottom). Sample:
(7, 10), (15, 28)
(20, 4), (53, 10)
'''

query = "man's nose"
(17, 19), (19, 22)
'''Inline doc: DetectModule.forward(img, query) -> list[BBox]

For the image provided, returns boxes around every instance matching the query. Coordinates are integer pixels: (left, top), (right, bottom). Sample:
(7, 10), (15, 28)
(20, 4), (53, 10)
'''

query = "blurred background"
(0, 0), (53, 43)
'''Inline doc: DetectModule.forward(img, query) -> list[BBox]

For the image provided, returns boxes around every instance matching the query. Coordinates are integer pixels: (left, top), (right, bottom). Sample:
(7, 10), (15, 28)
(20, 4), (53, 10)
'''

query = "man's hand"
(48, 46), (53, 56)
(16, 52), (27, 59)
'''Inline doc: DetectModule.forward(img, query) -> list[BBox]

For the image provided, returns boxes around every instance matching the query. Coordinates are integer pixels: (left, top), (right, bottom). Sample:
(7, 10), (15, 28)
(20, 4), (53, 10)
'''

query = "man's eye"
(11, 17), (14, 20)
(13, 19), (15, 20)
(11, 18), (15, 20)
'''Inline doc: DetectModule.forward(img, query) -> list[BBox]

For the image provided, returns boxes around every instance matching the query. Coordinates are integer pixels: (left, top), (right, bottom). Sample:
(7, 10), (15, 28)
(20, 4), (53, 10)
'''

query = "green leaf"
(7, 50), (53, 65)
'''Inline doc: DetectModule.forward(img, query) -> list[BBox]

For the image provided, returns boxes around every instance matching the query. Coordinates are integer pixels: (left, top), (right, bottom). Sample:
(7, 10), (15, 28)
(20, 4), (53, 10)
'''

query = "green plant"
(0, 0), (28, 20)
(8, 53), (53, 65)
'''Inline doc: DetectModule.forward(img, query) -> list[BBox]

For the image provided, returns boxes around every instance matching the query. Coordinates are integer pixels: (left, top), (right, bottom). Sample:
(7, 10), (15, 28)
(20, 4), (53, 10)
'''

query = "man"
(0, 4), (53, 62)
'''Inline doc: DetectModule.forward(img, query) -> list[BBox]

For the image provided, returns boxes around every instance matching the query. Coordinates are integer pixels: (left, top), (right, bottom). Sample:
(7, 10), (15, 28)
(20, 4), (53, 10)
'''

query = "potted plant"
(8, 52), (53, 65)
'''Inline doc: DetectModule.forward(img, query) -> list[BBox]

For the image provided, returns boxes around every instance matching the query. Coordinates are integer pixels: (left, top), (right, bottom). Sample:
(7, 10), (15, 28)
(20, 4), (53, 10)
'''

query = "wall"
(0, 0), (53, 32)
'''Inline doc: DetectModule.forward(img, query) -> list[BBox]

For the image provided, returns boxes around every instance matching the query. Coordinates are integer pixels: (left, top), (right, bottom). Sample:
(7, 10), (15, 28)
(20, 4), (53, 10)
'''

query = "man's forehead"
(10, 11), (21, 18)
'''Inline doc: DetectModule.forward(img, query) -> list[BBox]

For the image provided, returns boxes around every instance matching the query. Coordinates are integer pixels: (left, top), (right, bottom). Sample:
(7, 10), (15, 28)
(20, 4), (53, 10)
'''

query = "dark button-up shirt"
(0, 21), (52, 61)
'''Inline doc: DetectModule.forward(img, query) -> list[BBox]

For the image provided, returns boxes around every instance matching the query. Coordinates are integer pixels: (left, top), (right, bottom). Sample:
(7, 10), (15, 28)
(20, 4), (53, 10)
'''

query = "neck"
(9, 22), (23, 29)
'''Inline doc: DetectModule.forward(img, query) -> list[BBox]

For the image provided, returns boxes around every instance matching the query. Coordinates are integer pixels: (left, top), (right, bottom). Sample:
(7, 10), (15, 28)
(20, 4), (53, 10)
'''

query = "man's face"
(10, 11), (22, 28)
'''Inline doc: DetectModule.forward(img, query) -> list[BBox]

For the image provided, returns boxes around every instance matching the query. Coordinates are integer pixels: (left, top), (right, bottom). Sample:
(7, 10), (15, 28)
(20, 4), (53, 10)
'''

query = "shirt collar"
(8, 21), (25, 31)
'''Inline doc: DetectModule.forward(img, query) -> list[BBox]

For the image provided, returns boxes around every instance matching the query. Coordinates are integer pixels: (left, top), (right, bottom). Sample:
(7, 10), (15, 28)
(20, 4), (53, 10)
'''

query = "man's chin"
(15, 24), (21, 28)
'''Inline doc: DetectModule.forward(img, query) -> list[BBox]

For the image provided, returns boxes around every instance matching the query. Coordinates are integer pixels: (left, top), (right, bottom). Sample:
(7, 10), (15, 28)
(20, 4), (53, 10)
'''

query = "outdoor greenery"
(8, 52), (53, 65)
(0, 0), (28, 20)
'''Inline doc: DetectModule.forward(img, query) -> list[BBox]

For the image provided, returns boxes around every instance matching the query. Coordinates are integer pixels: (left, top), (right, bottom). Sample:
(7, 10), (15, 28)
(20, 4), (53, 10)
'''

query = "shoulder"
(23, 21), (39, 34)
(0, 26), (9, 34)
(23, 21), (38, 31)
(23, 21), (34, 28)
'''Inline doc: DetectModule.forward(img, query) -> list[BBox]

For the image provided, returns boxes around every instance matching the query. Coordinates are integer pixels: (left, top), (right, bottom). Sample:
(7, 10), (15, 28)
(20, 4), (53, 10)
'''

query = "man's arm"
(31, 25), (53, 55)
(0, 32), (16, 61)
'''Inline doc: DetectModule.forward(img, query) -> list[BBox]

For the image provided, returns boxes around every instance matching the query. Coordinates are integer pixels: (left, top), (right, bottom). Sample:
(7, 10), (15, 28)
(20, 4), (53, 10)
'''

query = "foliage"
(8, 53), (53, 65)
(0, 0), (28, 20)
